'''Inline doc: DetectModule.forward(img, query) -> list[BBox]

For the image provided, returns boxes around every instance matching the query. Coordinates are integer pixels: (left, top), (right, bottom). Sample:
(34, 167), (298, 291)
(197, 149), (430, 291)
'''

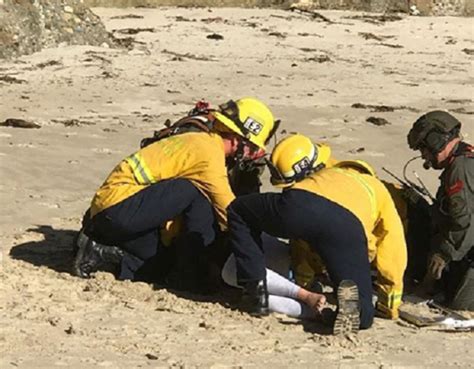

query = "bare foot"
(297, 288), (327, 313)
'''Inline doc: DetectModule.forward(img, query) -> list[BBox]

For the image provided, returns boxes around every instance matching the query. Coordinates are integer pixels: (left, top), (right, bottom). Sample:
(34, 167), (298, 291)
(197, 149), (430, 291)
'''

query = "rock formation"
(0, 0), (114, 59)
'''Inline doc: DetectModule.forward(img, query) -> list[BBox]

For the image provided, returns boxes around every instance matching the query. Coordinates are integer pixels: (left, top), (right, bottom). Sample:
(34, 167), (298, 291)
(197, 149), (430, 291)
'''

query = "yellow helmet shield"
(212, 97), (276, 150)
(268, 134), (331, 188)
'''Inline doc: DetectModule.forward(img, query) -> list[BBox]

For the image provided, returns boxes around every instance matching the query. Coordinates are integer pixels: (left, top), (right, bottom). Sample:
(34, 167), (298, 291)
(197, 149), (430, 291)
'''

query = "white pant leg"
(221, 233), (290, 287)
(268, 295), (317, 319)
(266, 268), (299, 299)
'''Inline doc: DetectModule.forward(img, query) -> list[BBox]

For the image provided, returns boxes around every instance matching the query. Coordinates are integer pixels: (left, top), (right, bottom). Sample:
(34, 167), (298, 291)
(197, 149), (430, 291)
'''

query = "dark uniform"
(408, 110), (473, 310)
(228, 190), (375, 330)
(433, 142), (474, 309)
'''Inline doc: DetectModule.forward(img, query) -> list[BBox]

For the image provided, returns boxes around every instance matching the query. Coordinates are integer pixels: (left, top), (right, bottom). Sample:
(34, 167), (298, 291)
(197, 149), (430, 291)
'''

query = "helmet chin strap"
(234, 138), (263, 171)
(232, 138), (247, 169)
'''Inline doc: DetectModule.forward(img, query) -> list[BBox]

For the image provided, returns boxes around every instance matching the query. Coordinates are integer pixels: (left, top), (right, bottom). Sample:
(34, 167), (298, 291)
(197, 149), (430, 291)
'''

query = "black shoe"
(333, 280), (360, 336)
(73, 232), (123, 278)
(241, 280), (270, 317)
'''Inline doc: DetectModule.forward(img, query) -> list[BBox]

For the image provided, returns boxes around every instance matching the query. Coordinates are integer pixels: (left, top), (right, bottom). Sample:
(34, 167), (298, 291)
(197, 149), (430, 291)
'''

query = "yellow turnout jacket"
(90, 132), (235, 229)
(290, 165), (407, 318)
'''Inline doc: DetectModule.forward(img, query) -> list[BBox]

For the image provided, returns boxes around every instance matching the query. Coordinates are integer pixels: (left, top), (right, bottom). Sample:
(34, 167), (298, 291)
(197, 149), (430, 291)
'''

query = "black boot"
(241, 280), (270, 316)
(73, 231), (124, 278)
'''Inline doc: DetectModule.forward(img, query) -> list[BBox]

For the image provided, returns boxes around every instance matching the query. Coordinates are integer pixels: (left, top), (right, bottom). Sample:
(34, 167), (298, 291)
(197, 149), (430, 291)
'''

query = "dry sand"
(1, 7), (473, 368)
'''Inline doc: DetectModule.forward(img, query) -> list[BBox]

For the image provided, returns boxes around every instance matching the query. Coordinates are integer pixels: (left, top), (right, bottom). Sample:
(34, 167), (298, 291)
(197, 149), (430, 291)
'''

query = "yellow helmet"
(334, 160), (376, 177)
(211, 97), (276, 150)
(268, 134), (331, 188)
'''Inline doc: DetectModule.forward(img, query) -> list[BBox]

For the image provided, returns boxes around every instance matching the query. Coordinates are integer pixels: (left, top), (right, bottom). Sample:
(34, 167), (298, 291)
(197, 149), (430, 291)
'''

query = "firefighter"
(289, 156), (408, 321)
(227, 134), (406, 334)
(73, 98), (277, 286)
(407, 110), (473, 310)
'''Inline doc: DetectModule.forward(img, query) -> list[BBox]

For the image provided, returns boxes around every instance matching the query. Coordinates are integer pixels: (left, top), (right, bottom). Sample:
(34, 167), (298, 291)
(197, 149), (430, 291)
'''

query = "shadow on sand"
(9, 225), (77, 274)
(9, 224), (332, 335)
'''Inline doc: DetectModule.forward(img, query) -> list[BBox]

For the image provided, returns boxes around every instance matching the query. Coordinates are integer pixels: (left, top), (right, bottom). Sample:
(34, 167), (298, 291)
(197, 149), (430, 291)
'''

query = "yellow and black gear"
(90, 132), (235, 229)
(289, 168), (407, 319)
(211, 97), (277, 150)
(334, 159), (376, 177)
(268, 134), (331, 188)
(269, 137), (407, 319)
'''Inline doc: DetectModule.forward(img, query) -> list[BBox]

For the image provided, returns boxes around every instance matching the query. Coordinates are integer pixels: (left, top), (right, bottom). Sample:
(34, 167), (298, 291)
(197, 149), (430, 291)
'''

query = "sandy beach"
(0, 7), (473, 368)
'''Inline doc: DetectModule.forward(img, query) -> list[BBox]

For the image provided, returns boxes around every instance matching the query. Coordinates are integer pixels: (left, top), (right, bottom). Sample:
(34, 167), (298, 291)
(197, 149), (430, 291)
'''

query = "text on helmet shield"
(293, 157), (311, 174)
(243, 118), (263, 135)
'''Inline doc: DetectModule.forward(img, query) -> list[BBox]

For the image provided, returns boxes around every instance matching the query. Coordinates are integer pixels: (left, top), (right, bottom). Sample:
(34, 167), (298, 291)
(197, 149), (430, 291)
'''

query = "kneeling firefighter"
(286, 144), (408, 320)
(74, 98), (278, 285)
(227, 134), (406, 334)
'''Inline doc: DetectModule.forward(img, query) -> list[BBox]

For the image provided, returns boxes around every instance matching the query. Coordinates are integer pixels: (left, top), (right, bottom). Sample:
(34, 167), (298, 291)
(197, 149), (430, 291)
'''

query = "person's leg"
(228, 190), (373, 327)
(446, 256), (474, 311)
(304, 218), (373, 328)
(117, 230), (161, 281)
(228, 192), (297, 314)
(92, 179), (206, 244)
(268, 295), (318, 320)
(79, 211), (164, 281)
(79, 179), (214, 280)
(181, 189), (217, 247)
(266, 268), (326, 313)
(265, 268), (298, 298)
(221, 233), (290, 288)
(227, 192), (297, 286)
(221, 254), (326, 316)
(228, 190), (374, 328)
(168, 192), (217, 291)
(450, 266), (474, 311)
(278, 190), (373, 330)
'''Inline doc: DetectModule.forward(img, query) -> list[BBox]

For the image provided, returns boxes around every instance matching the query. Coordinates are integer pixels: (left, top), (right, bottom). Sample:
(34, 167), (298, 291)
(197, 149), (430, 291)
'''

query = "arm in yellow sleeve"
(192, 159), (235, 231)
(373, 183), (408, 319)
(183, 135), (236, 231)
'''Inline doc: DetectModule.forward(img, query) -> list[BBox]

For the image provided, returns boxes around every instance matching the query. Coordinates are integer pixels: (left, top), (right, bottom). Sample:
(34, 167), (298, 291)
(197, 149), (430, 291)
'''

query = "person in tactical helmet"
(407, 110), (473, 310)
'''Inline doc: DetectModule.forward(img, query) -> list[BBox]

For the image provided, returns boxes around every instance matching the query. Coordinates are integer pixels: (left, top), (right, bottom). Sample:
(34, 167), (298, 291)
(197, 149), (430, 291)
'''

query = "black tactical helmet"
(407, 111), (461, 154)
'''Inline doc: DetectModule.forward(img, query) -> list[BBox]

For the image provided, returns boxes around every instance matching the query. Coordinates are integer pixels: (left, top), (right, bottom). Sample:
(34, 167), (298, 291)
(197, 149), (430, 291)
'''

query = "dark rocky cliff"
(0, 0), (113, 59)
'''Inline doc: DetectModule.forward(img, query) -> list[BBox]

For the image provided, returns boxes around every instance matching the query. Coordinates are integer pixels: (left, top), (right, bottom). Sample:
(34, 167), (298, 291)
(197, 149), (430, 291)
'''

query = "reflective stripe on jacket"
(90, 132), (235, 229)
(290, 165), (407, 311)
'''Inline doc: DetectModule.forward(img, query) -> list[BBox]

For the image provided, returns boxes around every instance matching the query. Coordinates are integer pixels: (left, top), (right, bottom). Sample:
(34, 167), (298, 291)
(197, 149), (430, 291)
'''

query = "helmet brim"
(212, 111), (266, 150)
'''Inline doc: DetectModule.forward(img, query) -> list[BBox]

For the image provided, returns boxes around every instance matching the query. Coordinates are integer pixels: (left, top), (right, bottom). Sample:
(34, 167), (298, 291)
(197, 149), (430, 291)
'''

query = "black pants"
(405, 198), (432, 283)
(446, 251), (474, 311)
(228, 189), (374, 329)
(85, 179), (217, 280)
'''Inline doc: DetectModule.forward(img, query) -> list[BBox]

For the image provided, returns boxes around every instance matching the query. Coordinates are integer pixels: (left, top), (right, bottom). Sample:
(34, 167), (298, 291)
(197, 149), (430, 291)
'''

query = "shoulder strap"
(140, 114), (214, 148)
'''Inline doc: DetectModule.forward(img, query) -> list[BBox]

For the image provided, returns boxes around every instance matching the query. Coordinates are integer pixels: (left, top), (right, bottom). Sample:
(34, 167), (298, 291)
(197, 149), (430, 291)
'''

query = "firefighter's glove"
(428, 253), (448, 280)
(401, 187), (422, 205)
(376, 301), (399, 320)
